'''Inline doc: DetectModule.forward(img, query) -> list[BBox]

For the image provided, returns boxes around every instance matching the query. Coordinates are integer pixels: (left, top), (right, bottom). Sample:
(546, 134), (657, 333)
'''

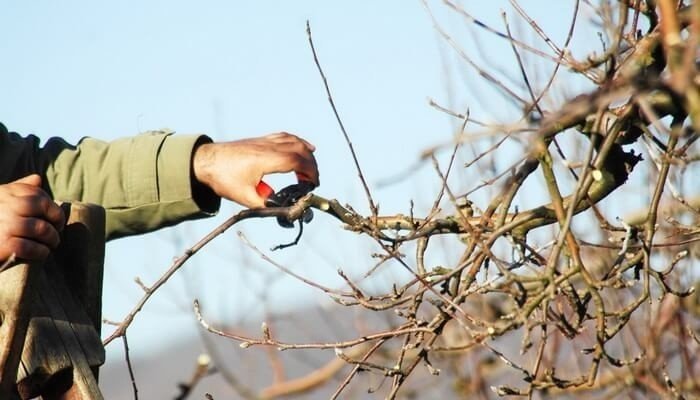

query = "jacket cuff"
(106, 131), (223, 240)
(156, 133), (221, 215)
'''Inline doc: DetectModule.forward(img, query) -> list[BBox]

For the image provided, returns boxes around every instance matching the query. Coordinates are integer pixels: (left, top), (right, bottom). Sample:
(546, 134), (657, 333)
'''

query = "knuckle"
(280, 132), (300, 141)
(16, 197), (36, 213)
(35, 196), (51, 213)
(19, 193), (51, 216)
(15, 203), (35, 218)
(46, 200), (62, 219)
(31, 219), (51, 236)
(19, 184), (42, 196)
(287, 140), (306, 152)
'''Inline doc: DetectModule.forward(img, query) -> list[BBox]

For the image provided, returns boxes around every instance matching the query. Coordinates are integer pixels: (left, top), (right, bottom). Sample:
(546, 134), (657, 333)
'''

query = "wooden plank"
(59, 203), (105, 384)
(16, 261), (105, 399)
(46, 202), (106, 400)
(42, 267), (105, 370)
(0, 262), (37, 399)
(31, 266), (103, 400)
(9, 202), (106, 399)
(54, 203), (106, 334)
(15, 285), (72, 399)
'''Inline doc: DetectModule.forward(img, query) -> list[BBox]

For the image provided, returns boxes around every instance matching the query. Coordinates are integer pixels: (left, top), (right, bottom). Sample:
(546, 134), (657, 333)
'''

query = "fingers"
(7, 217), (61, 249)
(264, 152), (318, 186)
(266, 132), (316, 152)
(0, 174), (65, 263)
(5, 174), (44, 197)
(15, 173), (43, 187)
(287, 152), (320, 186)
(196, 133), (319, 209)
(8, 193), (65, 230)
(5, 175), (65, 230)
(265, 134), (320, 186)
(1, 237), (51, 262)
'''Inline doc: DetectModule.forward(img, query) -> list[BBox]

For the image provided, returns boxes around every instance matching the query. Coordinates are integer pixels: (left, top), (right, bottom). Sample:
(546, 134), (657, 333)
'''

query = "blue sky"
(1, 0), (603, 386)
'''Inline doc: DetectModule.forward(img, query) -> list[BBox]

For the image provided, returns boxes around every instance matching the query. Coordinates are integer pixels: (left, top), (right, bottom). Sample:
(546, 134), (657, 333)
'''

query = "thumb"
(15, 174), (42, 187)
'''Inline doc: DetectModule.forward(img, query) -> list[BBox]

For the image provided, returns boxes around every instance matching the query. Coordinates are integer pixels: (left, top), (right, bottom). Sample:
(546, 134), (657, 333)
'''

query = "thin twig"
(237, 231), (351, 296)
(123, 334), (139, 400)
(195, 299), (430, 351)
(103, 202), (318, 345)
(306, 21), (378, 216)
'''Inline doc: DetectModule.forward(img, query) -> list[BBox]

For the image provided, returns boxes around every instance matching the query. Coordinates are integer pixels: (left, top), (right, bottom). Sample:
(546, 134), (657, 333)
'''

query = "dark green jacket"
(0, 123), (220, 240)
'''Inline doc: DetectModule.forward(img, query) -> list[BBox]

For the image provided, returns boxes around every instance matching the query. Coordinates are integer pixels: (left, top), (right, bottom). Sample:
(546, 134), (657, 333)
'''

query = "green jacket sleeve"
(0, 122), (221, 241)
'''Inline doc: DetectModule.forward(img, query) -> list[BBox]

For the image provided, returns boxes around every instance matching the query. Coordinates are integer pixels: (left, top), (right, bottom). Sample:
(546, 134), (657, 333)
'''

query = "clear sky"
(1, 0), (597, 387)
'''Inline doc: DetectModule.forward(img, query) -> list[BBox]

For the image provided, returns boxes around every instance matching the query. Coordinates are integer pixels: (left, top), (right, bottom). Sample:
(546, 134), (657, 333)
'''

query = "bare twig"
(103, 201), (320, 345)
(306, 21), (378, 216)
(174, 354), (213, 400)
(123, 334), (139, 400)
(194, 299), (430, 351)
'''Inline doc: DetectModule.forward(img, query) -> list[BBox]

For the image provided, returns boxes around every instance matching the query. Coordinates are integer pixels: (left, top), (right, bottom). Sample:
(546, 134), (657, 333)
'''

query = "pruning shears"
(256, 179), (315, 228)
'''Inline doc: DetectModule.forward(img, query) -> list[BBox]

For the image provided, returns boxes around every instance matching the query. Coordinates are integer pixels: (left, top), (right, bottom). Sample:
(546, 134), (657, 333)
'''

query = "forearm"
(0, 123), (220, 240)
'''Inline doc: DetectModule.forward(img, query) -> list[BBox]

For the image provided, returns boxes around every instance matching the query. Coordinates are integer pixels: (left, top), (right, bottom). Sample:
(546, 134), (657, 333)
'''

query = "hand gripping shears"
(255, 180), (315, 228)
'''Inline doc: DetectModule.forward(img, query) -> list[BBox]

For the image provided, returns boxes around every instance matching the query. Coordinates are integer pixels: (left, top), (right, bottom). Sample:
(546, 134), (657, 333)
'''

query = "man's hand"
(0, 174), (66, 263)
(192, 132), (319, 208)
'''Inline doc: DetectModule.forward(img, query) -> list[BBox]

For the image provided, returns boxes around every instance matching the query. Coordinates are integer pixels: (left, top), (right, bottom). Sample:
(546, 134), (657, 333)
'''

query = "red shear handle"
(256, 181), (274, 200)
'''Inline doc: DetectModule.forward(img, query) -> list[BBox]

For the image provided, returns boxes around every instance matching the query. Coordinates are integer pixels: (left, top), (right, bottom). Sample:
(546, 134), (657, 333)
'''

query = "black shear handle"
(256, 180), (316, 228)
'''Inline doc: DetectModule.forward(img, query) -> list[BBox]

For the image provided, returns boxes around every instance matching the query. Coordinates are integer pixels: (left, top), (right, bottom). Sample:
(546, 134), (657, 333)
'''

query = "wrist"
(192, 141), (215, 189)
(191, 139), (220, 210)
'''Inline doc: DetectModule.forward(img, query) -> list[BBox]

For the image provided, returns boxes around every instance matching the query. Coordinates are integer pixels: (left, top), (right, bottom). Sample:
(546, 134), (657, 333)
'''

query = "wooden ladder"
(0, 203), (106, 399)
